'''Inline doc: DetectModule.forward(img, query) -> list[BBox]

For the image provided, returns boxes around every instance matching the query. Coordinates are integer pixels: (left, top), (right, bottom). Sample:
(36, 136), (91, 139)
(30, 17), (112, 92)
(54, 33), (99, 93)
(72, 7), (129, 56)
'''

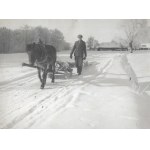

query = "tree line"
(0, 20), (149, 53)
(0, 25), (71, 53)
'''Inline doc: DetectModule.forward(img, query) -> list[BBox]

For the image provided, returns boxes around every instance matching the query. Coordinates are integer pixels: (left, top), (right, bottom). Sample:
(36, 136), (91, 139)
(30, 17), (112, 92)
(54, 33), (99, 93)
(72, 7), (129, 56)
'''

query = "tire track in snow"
(0, 72), (37, 91)
(26, 59), (114, 128)
(1, 75), (82, 128)
(1, 56), (114, 128)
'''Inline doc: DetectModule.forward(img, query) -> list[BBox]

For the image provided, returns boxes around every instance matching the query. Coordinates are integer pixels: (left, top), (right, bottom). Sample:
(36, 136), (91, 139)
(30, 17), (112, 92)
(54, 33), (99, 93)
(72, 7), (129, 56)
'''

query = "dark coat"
(70, 40), (87, 58)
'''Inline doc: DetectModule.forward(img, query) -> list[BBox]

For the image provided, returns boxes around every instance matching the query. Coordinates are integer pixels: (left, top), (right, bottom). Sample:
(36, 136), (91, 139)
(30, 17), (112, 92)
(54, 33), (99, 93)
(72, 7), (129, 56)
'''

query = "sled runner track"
(2, 74), (85, 128)
(1, 59), (113, 128)
(12, 83), (90, 128)
(0, 71), (37, 91)
(0, 75), (37, 92)
(0, 86), (64, 128)
(2, 79), (80, 128)
(29, 59), (114, 128)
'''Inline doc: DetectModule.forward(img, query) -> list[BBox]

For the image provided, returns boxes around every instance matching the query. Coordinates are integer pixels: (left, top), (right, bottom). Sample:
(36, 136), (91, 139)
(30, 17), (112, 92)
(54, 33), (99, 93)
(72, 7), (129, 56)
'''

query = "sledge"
(22, 60), (89, 79)
(55, 61), (74, 78)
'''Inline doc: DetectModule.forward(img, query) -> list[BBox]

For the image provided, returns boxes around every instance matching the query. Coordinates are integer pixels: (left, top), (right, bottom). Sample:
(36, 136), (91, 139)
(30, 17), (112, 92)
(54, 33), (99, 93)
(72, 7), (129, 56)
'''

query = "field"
(0, 50), (150, 128)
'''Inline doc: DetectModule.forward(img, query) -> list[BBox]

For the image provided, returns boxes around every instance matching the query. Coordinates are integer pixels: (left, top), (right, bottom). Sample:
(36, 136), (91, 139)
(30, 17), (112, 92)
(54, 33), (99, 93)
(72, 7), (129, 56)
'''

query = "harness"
(35, 45), (50, 70)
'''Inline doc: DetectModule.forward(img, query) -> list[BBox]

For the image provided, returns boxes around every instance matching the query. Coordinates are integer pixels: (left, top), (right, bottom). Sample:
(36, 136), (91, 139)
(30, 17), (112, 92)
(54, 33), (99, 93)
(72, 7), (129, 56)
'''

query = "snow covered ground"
(0, 50), (150, 129)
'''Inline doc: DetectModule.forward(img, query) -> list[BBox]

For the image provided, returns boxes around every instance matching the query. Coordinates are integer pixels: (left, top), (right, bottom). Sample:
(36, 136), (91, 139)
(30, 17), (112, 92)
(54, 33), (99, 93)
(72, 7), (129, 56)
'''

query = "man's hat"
(77, 34), (83, 38)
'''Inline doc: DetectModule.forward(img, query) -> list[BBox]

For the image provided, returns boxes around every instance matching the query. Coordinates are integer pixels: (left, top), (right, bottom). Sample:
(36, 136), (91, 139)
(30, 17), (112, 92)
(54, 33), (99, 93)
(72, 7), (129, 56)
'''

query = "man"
(38, 38), (43, 44)
(38, 38), (45, 50)
(70, 34), (87, 75)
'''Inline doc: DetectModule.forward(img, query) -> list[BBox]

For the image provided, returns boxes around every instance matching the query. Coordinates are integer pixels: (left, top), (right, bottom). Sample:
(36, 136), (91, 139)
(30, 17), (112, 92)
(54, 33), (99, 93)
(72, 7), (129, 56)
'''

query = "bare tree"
(87, 36), (100, 50)
(93, 39), (100, 50)
(122, 19), (148, 52)
(87, 36), (94, 50)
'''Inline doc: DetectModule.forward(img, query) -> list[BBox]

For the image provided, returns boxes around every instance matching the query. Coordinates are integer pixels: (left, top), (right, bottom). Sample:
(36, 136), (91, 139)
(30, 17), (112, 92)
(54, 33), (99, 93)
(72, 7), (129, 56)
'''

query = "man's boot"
(78, 67), (82, 75)
(80, 67), (82, 74)
(77, 66), (79, 74)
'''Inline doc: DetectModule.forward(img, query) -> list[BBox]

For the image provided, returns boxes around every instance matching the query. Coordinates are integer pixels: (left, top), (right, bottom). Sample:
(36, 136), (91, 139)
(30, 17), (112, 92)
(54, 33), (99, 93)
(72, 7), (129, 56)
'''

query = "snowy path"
(0, 51), (150, 128)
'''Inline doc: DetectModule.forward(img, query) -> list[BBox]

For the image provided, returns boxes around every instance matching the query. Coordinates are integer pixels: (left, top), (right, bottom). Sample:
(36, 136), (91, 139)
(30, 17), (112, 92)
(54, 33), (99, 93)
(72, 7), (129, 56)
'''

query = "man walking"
(70, 34), (87, 75)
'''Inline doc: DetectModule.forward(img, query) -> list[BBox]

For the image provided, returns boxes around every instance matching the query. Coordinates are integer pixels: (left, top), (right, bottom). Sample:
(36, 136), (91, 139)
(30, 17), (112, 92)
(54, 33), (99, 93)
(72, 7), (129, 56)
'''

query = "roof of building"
(99, 41), (121, 48)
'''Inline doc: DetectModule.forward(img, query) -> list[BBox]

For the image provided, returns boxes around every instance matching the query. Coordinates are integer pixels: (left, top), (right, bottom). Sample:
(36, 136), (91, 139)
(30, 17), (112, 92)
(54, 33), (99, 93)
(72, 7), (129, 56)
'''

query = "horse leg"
(51, 63), (55, 83)
(38, 68), (42, 83)
(41, 69), (47, 89)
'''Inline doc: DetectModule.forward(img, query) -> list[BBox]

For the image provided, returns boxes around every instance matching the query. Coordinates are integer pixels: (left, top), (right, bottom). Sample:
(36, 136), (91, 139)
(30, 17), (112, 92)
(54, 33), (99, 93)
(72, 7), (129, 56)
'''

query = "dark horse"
(26, 43), (57, 89)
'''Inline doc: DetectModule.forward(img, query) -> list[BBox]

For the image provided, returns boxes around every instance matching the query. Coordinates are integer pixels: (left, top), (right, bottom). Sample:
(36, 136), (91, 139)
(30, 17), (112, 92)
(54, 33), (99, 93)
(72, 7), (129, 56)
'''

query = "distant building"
(97, 41), (128, 51)
(140, 43), (150, 50)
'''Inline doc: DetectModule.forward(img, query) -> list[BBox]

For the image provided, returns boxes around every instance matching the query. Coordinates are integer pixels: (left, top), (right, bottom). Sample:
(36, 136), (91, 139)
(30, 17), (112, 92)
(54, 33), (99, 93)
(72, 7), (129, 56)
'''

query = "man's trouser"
(75, 56), (83, 74)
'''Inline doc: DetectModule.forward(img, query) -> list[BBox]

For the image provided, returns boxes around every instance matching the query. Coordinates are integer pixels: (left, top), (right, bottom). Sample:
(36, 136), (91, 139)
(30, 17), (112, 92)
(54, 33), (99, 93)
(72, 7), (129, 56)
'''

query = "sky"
(0, 19), (149, 43)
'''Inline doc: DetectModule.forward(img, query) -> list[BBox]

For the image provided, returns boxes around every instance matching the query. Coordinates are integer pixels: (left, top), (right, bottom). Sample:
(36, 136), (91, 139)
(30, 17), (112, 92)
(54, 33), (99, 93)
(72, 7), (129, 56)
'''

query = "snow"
(0, 51), (150, 128)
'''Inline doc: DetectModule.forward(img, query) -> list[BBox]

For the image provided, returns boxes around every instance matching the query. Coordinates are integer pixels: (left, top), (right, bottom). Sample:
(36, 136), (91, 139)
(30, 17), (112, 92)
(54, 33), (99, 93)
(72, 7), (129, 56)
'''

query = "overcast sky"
(0, 19), (150, 43)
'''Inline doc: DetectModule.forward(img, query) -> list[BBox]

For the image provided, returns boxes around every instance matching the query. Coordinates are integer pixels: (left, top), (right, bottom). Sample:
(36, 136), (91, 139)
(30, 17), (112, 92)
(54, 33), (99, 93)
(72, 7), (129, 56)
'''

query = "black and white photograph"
(1, 0), (150, 149)
(0, 19), (150, 129)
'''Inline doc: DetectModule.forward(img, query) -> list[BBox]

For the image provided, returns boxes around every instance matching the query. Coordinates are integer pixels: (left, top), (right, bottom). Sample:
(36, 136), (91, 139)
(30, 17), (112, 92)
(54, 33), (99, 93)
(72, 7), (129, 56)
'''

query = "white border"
(0, 0), (150, 150)
(0, 0), (150, 19)
(0, 130), (150, 150)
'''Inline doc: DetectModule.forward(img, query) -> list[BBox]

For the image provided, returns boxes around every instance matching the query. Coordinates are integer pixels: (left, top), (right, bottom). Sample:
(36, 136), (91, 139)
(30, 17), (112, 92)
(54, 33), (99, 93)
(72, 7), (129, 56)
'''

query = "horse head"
(26, 43), (36, 66)
(26, 43), (43, 66)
